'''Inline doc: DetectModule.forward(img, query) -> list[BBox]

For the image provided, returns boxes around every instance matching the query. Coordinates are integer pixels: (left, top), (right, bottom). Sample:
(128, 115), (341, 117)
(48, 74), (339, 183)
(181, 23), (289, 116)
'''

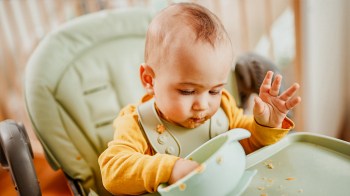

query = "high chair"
(23, 6), (283, 196)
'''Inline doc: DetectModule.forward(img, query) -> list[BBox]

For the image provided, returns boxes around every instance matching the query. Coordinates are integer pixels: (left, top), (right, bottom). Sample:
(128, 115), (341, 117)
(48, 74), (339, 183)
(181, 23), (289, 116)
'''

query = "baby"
(99, 2), (301, 195)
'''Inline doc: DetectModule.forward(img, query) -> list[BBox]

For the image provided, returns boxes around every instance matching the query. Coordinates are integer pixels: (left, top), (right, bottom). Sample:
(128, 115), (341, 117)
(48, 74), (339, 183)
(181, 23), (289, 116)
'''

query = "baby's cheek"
(165, 105), (186, 121)
(212, 102), (221, 114)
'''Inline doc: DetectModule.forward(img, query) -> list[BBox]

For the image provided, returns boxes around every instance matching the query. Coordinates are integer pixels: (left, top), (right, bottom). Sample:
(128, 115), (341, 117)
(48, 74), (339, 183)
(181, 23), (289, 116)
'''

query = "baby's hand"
(169, 158), (199, 184)
(253, 71), (301, 128)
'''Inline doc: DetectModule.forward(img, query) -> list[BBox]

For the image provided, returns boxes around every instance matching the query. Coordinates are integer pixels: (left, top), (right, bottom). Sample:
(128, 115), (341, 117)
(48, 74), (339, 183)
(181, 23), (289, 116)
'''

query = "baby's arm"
(169, 158), (200, 184)
(99, 113), (180, 195)
(99, 140), (179, 195)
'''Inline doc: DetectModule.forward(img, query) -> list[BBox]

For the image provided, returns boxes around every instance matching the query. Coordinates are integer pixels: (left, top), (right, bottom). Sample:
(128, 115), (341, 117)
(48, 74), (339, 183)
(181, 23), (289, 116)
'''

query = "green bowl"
(158, 128), (256, 196)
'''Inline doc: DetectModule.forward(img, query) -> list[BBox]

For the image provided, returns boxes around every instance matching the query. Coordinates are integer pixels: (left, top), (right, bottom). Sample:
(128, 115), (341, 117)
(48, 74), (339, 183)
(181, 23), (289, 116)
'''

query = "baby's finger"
(269, 74), (282, 97)
(285, 96), (302, 110)
(279, 83), (300, 101)
(253, 96), (265, 115)
(259, 71), (274, 94)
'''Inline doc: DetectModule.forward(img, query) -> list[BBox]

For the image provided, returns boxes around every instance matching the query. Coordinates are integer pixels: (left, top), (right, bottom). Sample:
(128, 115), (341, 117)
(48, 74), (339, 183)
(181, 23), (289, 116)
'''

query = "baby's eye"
(209, 90), (221, 95)
(178, 90), (195, 95)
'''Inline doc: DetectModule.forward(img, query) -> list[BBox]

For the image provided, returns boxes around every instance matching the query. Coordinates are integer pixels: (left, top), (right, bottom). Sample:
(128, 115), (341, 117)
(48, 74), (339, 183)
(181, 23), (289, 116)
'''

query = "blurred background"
(0, 0), (349, 195)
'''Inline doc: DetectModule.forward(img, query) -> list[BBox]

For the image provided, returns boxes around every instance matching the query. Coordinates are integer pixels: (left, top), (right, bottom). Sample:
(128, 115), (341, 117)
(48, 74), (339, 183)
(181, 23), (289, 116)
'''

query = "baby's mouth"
(192, 118), (205, 123)
(190, 116), (206, 124)
(186, 116), (207, 128)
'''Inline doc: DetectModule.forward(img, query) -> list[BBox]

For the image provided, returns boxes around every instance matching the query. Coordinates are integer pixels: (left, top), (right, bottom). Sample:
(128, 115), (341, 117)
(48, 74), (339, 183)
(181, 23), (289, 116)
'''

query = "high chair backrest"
(25, 7), (241, 196)
(25, 8), (153, 195)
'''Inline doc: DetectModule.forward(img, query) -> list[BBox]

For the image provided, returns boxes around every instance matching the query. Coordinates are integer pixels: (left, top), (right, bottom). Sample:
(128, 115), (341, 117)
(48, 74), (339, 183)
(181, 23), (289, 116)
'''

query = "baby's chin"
(181, 119), (207, 129)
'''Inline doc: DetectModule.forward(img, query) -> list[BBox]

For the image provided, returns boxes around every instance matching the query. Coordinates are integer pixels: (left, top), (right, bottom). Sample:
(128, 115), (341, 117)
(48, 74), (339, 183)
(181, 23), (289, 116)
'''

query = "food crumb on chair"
(156, 124), (166, 134)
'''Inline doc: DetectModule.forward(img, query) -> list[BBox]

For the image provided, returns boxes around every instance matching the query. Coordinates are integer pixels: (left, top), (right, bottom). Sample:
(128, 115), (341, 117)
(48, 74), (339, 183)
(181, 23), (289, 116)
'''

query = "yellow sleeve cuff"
(253, 117), (294, 146)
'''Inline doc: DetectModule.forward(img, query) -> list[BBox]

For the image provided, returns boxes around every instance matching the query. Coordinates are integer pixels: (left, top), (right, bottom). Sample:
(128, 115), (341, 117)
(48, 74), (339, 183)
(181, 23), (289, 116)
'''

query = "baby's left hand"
(253, 71), (301, 128)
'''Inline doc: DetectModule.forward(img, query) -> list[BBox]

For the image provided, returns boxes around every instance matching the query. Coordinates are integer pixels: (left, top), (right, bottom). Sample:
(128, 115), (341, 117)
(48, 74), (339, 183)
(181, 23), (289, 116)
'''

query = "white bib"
(137, 99), (229, 158)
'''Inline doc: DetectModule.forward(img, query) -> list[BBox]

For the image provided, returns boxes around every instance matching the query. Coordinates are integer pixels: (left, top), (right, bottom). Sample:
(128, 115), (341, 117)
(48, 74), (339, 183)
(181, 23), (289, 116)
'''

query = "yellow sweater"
(98, 90), (293, 195)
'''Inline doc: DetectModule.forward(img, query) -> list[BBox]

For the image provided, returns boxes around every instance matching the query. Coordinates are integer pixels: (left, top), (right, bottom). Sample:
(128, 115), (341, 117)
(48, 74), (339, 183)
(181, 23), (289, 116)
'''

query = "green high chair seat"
(24, 7), (249, 196)
(25, 8), (153, 195)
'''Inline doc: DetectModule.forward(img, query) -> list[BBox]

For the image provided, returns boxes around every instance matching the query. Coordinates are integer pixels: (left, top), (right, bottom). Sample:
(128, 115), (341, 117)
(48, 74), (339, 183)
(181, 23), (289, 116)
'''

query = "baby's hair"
(144, 2), (230, 65)
(176, 3), (224, 46)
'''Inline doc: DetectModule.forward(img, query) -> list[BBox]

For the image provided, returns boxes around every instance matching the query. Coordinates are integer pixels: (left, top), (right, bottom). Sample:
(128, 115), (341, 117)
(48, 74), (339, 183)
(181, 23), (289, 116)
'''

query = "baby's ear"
(139, 64), (155, 95)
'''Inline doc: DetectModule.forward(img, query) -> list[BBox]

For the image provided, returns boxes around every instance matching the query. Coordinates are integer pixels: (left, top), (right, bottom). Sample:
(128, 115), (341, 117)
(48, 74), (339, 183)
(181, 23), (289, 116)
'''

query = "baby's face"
(152, 39), (232, 128)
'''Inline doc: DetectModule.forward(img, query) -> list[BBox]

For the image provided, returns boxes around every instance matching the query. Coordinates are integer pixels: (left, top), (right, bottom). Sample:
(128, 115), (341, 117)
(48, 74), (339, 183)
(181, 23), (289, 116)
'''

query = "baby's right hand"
(168, 158), (199, 184)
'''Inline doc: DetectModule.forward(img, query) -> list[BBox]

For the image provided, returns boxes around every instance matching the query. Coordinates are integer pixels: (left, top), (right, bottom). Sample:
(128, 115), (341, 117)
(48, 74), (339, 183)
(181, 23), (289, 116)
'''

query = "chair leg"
(0, 120), (42, 196)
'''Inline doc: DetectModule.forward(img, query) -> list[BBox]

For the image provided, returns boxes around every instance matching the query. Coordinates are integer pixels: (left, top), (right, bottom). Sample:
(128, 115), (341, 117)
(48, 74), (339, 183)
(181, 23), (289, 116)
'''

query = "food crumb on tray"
(267, 163), (274, 169)
(264, 160), (274, 169)
(257, 186), (265, 190)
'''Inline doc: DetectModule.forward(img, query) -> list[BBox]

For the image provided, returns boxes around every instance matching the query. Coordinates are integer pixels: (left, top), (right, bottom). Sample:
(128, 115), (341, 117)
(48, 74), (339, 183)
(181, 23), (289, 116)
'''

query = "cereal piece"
(179, 183), (186, 191)
(258, 186), (265, 190)
(216, 156), (223, 164)
(264, 160), (274, 169)
(261, 193), (268, 196)
(286, 177), (296, 181)
(298, 189), (304, 193)
(267, 163), (274, 169)
(156, 124), (166, 134)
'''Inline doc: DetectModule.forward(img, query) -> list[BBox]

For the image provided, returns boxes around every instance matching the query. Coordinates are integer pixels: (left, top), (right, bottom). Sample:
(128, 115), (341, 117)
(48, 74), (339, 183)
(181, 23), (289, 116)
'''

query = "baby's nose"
(192, 97), (208, 111)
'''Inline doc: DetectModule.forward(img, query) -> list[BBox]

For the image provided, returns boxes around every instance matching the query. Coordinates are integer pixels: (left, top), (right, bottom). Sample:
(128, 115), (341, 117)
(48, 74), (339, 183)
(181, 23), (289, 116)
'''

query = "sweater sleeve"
(220, 90), (294, 154)
(98, 105), (179, 195)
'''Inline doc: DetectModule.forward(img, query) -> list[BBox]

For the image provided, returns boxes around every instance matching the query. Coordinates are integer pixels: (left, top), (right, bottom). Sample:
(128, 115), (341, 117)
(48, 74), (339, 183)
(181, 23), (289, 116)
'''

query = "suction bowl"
(158, 128), (256, 196)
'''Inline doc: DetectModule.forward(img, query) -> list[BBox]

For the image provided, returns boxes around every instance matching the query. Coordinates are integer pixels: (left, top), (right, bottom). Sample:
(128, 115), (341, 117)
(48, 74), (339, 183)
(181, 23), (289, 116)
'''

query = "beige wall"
(302, 0), (350, 137)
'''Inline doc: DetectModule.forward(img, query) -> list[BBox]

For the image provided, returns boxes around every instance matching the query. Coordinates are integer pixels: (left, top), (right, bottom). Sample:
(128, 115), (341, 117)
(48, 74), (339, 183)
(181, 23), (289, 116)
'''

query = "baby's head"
(144, 2), (232, 68)
(140, 3), (234, 128)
